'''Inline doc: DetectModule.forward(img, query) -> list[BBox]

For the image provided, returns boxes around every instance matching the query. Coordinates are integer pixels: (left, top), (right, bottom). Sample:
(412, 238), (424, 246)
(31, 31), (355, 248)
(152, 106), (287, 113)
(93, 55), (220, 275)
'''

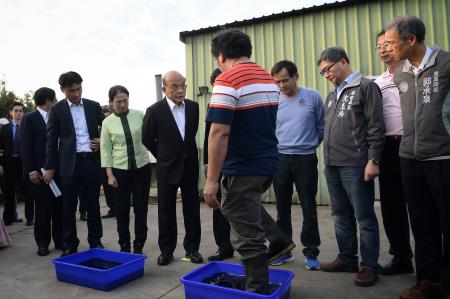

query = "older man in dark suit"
(142, 70), (202, 266)
(43, 71), (104, 256)
(0, 102), (33, 226)
(20, 87), (62, 256)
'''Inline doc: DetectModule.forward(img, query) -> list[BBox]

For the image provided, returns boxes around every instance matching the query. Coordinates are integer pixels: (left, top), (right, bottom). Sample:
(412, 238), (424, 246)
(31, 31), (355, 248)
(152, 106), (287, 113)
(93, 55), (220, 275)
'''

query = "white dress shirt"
(409, 46), (432, 75)
(166, 97), (186, 140)
(37, 107), (48, 124)
(67, 99), (92, 152)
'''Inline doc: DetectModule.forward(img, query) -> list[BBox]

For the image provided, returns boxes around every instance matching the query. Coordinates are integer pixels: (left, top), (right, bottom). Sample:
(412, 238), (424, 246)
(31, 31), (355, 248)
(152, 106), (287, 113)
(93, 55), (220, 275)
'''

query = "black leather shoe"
(54, 243), (64, 251)
(208, 250), (234, 261)
(4, 221), (12, 226)
(186, 251), (204, 264)
(120, 243), (131, 253)
(61, 248), (78, 257)
(80, 211), (87, 221)
(101, 210), (115, 219)
(13, 218), (23, 223)
(90, 242), (104, 249)
(157, 254), (173, 266)
(37, 246), (49, 256)
(26, 221), (34, 226)
(379, 258), (414, 275)
(133, 242), (144, 254)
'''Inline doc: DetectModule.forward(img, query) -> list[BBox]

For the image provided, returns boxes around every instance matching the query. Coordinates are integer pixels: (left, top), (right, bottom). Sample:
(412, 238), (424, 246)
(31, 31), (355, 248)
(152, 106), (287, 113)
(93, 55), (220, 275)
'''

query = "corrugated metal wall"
(183, 0), (450, 204)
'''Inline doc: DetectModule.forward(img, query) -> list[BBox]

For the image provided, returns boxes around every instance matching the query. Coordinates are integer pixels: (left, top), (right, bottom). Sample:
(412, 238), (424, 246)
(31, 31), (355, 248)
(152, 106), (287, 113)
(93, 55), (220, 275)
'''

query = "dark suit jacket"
(0, 123), (16, 169)
(20, 110), (48, 177)
(45, 98), (104, 177)
(142, 98), (199, 185)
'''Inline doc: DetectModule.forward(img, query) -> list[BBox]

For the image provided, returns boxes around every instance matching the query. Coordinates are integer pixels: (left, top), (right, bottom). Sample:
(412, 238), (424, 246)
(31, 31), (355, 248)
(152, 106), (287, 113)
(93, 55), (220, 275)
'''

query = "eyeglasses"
(319, 62), (336, 76)
(167, 84), (187, 90)
(113, 98), (129, 105)
(375, 43), (389, 51)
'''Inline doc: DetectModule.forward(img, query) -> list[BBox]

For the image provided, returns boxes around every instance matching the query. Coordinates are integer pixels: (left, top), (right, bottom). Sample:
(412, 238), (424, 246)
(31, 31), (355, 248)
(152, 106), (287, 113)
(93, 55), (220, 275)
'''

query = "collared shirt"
(37, 107), (48, 124)
(166, 97), (185, 140)
(408, 46), (432, 75)
(375, 70), (403, 136)
(12, 121), (20, 140)
(336, 72), (358, 100)
(67, 99), (91, 152)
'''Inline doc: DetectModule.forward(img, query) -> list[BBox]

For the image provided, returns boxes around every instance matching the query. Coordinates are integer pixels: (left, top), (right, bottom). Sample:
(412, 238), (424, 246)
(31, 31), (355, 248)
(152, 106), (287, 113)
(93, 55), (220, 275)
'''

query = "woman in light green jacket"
(100, 85), (151, 254)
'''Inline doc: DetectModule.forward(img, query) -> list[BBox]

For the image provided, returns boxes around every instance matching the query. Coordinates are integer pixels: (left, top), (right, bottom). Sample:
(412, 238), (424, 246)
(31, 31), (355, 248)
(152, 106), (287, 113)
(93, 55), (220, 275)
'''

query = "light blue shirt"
(12, 121), (20, 140)
(336, 72), (358, 100)
(276, 87), (325, 154)
(67, 99), (92, 152)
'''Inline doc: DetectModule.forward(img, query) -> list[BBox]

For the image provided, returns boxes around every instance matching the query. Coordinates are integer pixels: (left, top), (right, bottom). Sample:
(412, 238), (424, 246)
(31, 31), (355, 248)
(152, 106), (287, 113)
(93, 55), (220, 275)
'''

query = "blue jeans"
(325, 166), (380, 270)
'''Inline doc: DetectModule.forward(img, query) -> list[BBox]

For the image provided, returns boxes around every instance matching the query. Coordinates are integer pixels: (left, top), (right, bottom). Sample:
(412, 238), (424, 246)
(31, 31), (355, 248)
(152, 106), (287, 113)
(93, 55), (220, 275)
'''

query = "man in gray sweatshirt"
(385, 15), (450, 299)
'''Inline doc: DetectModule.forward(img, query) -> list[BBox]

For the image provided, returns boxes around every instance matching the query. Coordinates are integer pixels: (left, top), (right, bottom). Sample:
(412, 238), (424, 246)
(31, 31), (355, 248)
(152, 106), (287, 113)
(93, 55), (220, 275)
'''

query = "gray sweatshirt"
(323, 72), (385, 167)
(394, 46), (450, 160)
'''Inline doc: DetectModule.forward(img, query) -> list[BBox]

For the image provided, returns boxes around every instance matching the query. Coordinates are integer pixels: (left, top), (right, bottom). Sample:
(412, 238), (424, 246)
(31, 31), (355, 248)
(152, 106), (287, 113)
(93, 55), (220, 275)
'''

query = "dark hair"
(210, 68), (222, 85)
(33, 87), (56, 106)
(58, 71), (83, 88)
(387, 15), (426, 43)
(271, 60), (298, 77)
(211, 28), (252, 59)
(101, 105), (111, 114)
(108, 85), (129, 102)
(376, 30), (386, 43)
(317, 47), (350, 66)
(10, 101), (24, 111)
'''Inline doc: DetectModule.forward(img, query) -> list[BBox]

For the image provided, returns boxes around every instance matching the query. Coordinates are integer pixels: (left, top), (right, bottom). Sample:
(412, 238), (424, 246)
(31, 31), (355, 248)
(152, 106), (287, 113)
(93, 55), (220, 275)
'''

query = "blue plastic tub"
(181, 261), (295, 299)
(52, 249), (146, 291)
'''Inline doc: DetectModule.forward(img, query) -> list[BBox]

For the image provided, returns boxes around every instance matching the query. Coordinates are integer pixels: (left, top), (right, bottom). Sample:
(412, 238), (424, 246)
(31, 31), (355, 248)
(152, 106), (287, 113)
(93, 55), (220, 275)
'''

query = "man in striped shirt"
(203, 28), (293, 294)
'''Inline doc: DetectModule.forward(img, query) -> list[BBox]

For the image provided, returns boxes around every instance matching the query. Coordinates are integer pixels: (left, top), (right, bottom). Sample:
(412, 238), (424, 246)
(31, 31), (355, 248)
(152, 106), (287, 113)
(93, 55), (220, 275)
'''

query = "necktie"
(13, 123), (20, 157)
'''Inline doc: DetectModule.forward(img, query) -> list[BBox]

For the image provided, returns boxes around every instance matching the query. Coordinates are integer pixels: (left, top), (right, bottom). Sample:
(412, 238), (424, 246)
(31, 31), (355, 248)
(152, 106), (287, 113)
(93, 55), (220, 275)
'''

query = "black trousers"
(2, 157), (33, 223)
(401, 158), (450, 295)
(60, 155), (102, 249)
(112, 164), (151, 247)
(157, 167), (201, 255)
(273, 153), (320, 258)
(102, 168), (115, 213)
(212, 175), (233, 253)
(379, 139), (412, 261)
(31, 182), (63, 247)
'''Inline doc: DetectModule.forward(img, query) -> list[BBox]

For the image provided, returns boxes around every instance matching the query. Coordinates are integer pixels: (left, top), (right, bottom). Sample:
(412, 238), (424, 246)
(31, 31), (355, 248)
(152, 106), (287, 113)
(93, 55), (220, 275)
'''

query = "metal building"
(179, 0), (450, 205)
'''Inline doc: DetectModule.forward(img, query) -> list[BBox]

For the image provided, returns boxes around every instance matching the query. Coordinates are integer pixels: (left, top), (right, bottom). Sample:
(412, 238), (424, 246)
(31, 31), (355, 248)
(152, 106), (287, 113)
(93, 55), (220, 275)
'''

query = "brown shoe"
(354, 267), (378, 287)
(320, 260), (359, 273)
(399, 280), (443, 299)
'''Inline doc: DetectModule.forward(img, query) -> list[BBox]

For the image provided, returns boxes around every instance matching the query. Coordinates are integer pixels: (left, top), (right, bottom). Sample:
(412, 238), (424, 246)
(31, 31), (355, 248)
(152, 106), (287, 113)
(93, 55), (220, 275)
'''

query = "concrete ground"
(0, 196), (415, 299)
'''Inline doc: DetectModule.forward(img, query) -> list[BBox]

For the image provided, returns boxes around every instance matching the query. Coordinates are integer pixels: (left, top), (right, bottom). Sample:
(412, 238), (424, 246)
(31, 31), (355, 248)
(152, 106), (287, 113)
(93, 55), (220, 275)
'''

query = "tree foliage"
(0, 80), (35, 120)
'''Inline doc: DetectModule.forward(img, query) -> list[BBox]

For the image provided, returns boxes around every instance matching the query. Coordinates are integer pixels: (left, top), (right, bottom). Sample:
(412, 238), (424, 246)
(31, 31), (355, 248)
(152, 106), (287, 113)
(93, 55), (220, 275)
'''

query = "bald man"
(142, 71), (202, 266)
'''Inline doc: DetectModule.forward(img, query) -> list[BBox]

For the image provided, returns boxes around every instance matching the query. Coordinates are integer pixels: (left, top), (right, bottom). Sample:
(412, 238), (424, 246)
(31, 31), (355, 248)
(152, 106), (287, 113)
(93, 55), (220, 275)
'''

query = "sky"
(1, 0), (333, 111)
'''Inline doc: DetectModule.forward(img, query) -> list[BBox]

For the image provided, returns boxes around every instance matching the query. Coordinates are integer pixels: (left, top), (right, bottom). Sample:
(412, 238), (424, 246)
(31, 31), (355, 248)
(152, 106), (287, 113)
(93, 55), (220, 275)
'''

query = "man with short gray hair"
(317, 46), (385, 287)
(385, 15), (450, 299)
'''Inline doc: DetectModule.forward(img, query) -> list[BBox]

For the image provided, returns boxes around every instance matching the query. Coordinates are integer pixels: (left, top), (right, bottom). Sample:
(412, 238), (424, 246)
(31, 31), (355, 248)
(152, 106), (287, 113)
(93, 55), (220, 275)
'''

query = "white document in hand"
(41, 168), (62, 197)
